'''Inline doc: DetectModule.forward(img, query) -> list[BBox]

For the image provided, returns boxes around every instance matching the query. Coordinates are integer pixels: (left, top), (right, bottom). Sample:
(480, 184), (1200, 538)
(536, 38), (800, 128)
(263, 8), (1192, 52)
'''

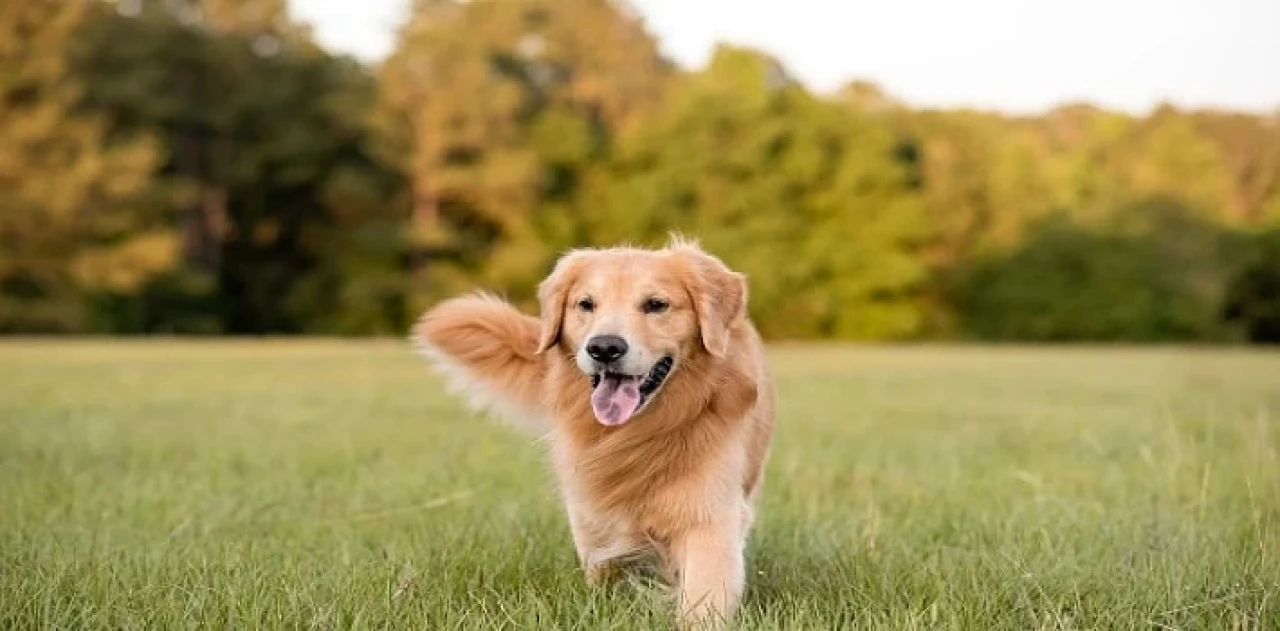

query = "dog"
(411, 236), (774, 627)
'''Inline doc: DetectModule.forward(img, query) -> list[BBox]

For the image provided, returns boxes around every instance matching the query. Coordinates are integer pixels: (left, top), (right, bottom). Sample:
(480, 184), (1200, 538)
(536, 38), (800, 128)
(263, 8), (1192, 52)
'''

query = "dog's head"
(534, 237), (747, 426)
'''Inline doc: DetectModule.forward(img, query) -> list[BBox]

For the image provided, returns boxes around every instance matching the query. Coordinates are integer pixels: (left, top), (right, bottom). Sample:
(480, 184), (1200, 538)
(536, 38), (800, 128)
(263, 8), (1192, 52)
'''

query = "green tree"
(0, 0), (165, 332)
(109, 0), (297, 36)
(378, 0), (669, 313)
(1109, 105), (1234, 223)
(954, 198), (1233, 342)
(1191, 111), (1280, 225)
(584, 46), (930, 339)
(76, 3), (407, 333)
(1222, 227), (1280, 343)
(1, 0), (1272, 342)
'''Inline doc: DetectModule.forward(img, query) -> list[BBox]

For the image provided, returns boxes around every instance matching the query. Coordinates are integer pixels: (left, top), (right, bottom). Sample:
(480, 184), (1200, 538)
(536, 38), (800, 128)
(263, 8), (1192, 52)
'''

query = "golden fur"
(411, 237), (774, 627)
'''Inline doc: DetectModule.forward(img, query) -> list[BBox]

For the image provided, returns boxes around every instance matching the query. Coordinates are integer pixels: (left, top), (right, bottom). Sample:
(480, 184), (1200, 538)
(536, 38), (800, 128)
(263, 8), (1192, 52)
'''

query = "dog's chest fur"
(545, 359), (757, 538)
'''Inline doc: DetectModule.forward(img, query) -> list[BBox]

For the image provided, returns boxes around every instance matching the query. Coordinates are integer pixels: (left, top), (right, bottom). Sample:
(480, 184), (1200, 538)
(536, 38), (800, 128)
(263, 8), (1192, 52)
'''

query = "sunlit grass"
(2, 340), (1278, 629)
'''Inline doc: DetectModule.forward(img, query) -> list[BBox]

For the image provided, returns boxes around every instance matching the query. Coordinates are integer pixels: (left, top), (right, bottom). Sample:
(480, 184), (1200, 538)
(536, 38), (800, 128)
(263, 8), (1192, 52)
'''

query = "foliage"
(377, 0), (668, 314)
(953, 199), (1236, 342)
(71, 1), (408, 334)
(583, 46), (929, 339)
(1, 0), (1278, 341)
(1223, 227), (1280, 343)
(0, 0), (164, 332)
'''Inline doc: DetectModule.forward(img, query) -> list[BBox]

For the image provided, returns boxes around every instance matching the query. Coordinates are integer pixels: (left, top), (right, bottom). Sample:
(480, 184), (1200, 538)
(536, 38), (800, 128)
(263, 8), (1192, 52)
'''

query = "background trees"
(377, 0), (668, 315)
(581, 46), (929, 339)
(0, 0), (163, 332)
(1, 0), (1277, 342)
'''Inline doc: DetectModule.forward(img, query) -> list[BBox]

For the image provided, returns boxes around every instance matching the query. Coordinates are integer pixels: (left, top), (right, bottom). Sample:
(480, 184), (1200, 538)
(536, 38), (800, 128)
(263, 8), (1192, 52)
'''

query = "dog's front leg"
(565, 500), (638, 587)
(565, 501), (605, 583)
(672, 512), (744, 629)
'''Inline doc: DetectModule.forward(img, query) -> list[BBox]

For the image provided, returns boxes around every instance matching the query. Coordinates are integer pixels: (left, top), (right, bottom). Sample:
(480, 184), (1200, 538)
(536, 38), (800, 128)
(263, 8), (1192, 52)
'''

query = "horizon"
(288, 0), (1280, 116)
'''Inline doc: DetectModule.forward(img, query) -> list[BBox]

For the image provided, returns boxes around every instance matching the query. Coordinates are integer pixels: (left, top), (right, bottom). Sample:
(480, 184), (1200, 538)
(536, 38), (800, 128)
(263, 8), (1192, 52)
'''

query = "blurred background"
(2, 0), (1278, 343)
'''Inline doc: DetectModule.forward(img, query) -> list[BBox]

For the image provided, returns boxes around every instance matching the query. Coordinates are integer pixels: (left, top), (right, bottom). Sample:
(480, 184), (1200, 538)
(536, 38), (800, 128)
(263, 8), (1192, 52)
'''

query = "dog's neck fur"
(543, 336), (758, 535)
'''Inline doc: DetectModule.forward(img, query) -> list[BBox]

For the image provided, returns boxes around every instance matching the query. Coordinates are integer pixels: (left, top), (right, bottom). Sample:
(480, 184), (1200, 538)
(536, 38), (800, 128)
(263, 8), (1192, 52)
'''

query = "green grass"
(2, 341), (1278, 630)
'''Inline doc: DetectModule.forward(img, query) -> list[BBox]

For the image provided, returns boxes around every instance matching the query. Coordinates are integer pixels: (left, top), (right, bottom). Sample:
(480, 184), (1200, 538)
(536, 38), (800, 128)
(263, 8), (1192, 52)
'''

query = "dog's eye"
(642, 298), (669, 314)
(576, 297), (595, 313)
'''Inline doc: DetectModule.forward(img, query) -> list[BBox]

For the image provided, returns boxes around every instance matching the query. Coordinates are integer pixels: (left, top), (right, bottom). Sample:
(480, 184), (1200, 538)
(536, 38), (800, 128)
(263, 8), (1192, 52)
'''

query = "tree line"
(3, 0), (1278, 342)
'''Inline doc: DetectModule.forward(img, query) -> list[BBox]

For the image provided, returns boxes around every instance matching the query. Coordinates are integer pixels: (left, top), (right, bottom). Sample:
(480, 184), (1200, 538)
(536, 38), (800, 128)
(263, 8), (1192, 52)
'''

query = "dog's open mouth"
(588, 356), (674, 426)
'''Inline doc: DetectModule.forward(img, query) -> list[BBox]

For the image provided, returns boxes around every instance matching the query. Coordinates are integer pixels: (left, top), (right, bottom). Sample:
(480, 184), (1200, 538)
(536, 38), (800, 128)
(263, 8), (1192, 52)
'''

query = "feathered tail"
(411, 293), (549, 433)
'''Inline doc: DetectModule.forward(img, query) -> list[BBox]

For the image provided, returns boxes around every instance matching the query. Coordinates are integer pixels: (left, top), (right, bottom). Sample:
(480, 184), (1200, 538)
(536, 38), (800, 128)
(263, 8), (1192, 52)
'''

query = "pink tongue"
(590, 376), (642, 426)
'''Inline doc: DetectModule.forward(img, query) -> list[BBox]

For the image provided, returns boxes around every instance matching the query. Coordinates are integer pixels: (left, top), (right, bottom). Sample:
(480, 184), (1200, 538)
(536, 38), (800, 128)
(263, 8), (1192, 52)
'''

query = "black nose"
(586, 335), (629, 364)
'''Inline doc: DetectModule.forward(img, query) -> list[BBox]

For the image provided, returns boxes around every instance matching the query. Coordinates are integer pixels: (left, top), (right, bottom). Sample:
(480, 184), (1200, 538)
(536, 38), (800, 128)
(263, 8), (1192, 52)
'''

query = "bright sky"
(288, 0), (1280, 114)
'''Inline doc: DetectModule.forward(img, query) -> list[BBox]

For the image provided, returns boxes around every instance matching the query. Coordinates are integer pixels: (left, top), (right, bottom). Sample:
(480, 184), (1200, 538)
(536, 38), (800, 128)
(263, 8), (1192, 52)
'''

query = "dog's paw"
(584, 562), (621, 588)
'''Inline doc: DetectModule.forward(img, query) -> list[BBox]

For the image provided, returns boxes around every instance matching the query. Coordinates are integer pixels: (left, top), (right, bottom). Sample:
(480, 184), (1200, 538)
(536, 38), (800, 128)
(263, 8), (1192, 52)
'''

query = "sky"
(287, 0), (1280, 114)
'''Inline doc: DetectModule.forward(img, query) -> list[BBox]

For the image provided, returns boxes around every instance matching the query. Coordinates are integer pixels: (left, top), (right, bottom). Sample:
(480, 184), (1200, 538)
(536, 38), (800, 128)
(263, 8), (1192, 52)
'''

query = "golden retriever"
(411, 236), (774, 627)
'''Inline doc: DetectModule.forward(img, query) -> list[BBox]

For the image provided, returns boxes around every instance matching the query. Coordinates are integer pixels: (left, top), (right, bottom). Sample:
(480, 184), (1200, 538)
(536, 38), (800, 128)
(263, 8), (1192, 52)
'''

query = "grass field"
(2, 341), (1278, 630)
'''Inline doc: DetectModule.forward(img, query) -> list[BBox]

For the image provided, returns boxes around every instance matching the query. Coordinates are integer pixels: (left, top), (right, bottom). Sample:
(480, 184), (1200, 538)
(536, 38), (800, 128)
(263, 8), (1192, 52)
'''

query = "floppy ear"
(670, 238), (748, 359)
(534, 250), (589, 354)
